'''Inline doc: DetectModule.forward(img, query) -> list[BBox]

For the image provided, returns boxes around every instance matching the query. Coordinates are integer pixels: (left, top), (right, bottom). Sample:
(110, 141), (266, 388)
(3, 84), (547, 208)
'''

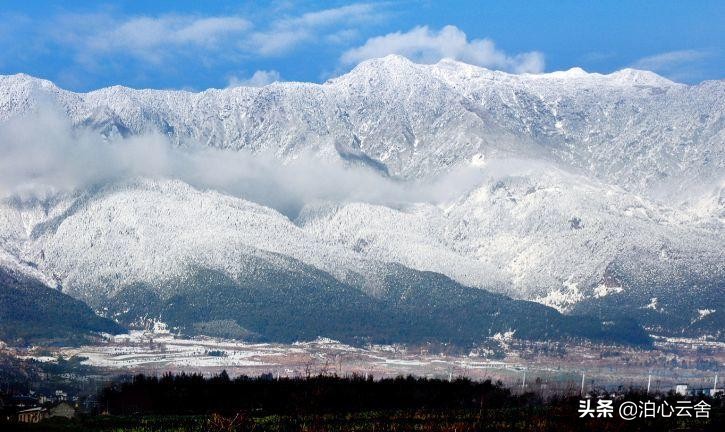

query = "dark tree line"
(99, 372), (537, 416)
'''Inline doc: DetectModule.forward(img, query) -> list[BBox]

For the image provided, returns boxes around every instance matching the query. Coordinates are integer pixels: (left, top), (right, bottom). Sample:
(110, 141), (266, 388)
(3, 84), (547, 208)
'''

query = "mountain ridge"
(1, 56), (722, 199)
(0, 56), (722, 343)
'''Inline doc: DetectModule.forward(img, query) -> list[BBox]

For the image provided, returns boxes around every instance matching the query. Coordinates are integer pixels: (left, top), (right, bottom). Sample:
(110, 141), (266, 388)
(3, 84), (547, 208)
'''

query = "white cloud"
(249, 30), (308, 56)
(633, 50), (709, 70)
(43, 3), (386, 65)
(82, 15), (251, 62)
(341, 25), (545, 73)
(631, 49), (714, 83)
(0, 106), (487, 217)
(280, 3), (380, 28)
(247, 3), (385, 56)
(227, 70), (281, 87)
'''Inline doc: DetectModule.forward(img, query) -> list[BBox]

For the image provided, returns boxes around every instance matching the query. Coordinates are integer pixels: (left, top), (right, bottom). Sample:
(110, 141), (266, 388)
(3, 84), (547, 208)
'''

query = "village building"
(16, 402), (77, 423)
(49, 401), (77, 419)
(17, 407), (48, 423)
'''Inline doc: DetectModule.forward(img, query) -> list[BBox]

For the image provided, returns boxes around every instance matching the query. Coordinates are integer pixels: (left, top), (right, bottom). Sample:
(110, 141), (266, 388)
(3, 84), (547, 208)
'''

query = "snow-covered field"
(18, 325), (716, 392)
(57, 330), (494, 376)
(43, 325), (537, 379)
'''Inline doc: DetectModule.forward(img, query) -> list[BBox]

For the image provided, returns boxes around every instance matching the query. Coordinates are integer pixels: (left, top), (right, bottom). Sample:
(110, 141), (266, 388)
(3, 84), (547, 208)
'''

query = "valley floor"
(11, 328), (724, 396)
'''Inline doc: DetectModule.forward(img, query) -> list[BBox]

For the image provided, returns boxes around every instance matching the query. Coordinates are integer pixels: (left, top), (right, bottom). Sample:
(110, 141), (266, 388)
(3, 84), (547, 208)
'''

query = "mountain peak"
(607, 68), (677, 86)
(347, 54), (420, 74)
(1, 73), (59, 90)
(330, 54), (428, 87)
(556, 66), (588, 77)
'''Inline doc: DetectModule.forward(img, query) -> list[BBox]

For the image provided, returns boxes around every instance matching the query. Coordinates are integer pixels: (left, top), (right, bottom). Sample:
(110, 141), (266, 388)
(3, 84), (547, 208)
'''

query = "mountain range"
(0, 55), (722, 345)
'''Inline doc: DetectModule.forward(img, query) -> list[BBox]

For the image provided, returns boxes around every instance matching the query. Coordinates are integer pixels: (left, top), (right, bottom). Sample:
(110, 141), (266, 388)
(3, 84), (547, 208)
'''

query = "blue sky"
(0, 0), (722, 91)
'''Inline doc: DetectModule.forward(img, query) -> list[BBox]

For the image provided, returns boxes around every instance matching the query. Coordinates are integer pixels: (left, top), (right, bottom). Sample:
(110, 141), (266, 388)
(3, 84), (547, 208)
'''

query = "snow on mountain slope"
(0, 56), (723, 338)
(297, 158), (724, 309)
(0, 171), (721, 338)
(2, 179), (399, 303)
(1, 165), (721, 313)
(0, 55), (722, 200)
(429, 60), (724, 198)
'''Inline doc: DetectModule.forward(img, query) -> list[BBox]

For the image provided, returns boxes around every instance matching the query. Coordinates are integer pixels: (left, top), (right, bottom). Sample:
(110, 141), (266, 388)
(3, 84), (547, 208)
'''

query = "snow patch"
(593, 284), (624, 298)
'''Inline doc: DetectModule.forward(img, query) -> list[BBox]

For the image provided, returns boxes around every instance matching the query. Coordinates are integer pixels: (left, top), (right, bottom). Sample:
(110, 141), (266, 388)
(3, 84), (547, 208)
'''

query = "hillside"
(0, 56), (722, 342)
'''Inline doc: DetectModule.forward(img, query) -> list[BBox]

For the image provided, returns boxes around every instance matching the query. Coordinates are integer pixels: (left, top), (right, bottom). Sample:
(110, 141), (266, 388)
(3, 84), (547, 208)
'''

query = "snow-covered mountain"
(2, 55), (722, 197)
(0, 56), (722, 341)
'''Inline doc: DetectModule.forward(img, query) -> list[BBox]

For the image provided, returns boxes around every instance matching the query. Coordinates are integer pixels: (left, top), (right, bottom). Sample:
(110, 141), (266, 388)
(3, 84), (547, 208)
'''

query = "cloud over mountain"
(341, 25), (545, 73)
(0, 105), (486, 216)
(227, 70), (282, 88)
